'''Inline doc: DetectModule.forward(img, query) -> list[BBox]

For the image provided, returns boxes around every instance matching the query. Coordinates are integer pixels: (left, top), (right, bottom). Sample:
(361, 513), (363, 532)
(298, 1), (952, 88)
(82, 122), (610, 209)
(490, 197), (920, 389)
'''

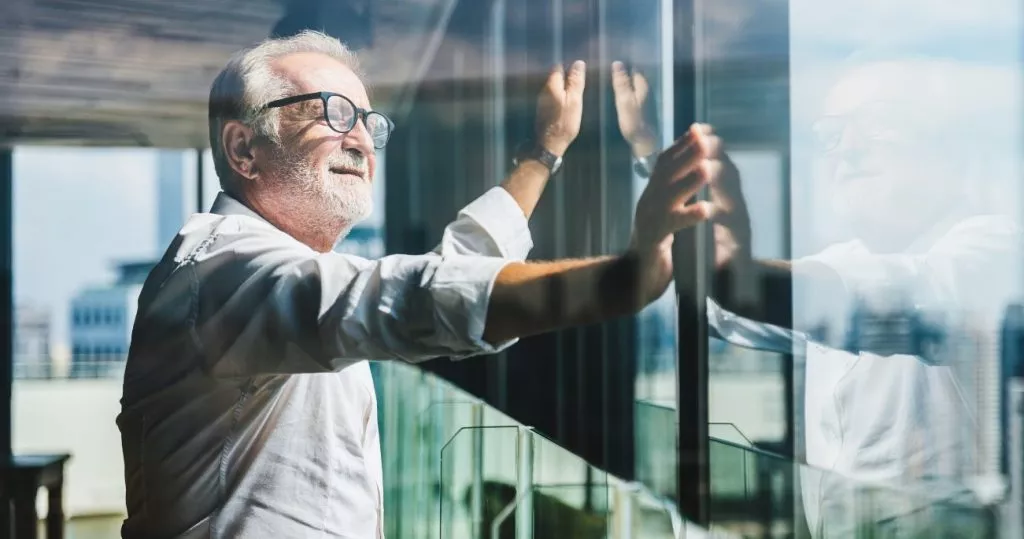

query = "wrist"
(539, 137), (569, 157)
(515, 141), (563, 175)
(623, 242), (672, 309)
(627, 129), (658, 158)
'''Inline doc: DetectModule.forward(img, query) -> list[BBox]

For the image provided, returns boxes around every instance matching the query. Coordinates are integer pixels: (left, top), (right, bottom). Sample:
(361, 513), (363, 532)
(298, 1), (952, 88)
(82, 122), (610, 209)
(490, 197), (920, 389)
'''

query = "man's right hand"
(628, 123), (722, 303)
(483, 123), (723, 345)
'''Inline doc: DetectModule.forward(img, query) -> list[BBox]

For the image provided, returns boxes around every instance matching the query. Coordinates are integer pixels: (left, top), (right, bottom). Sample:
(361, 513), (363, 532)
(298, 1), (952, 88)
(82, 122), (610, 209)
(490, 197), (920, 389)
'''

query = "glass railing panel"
(530, 485), (609, 539)
(796, 462), (995, 538)
(708, 437), (997, 538)
(639, 388), (997, 537)
(635, 399), (678, 500)
(530, 430), (611, 538)
(440, 425), (521, 539)
(610, 483), (676, 539)
(375, 360), (522, 538)
(709, 438), (783, 538)
(377, 362), (726, 538)
(375, 361), (437, 538)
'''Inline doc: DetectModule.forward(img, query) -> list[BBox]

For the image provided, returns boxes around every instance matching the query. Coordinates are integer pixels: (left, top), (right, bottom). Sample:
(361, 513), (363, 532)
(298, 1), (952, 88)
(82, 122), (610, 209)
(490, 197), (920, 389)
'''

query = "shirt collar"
(210, 192), (267, 223)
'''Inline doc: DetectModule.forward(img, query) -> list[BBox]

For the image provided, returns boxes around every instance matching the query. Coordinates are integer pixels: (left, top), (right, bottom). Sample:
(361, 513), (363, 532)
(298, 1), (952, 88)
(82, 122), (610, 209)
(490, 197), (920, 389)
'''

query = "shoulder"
(934, 214), (1023, 255)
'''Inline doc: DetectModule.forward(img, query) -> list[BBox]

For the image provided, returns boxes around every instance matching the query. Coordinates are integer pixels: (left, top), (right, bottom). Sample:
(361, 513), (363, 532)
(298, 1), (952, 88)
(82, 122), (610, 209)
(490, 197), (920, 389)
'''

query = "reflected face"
(813, 62), (956, 245)
(256, 52), (377, 232)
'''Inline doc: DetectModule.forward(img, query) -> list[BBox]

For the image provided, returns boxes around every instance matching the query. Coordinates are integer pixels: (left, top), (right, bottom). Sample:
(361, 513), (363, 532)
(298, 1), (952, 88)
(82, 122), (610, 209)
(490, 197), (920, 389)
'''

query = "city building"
(68, 261), (152, 379)
(13, 304), (51, 379)
(66, 150), (189, 379)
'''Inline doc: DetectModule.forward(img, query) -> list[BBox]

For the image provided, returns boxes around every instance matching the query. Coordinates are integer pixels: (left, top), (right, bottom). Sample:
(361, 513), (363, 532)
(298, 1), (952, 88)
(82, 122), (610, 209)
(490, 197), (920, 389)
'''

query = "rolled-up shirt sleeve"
(433, 186), (533, 260)
(320, 252), (515, 364)
(193, 224), (517, 378)
(707, 298), (804, 355)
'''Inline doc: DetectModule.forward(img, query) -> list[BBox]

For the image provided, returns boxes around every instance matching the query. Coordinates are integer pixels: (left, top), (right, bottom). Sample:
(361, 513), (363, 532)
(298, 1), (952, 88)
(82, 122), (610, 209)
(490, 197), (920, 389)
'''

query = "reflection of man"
(117, 31), (723, 538)
(613, 57), (1021, 536)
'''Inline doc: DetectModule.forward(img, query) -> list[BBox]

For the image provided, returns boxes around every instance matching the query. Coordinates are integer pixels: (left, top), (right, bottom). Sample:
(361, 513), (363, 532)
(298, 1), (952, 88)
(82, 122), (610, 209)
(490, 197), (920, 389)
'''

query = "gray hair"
(208, 30), (362, 192)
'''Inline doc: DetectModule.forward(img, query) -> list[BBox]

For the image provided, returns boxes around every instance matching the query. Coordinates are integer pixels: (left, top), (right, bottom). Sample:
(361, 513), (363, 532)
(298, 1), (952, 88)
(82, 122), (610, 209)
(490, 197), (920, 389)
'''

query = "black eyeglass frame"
(263, 91), (395, 149)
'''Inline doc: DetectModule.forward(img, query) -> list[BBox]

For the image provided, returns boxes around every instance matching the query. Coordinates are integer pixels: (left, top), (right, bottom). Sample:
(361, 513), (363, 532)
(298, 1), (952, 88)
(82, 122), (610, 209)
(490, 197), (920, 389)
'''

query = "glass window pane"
(13, 146), (197, 517)
(702, 0), (1024, 535)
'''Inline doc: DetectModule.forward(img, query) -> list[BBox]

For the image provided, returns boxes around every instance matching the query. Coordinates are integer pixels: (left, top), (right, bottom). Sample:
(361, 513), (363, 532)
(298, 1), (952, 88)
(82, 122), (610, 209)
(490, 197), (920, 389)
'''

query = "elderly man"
(117, 31), (720, 538)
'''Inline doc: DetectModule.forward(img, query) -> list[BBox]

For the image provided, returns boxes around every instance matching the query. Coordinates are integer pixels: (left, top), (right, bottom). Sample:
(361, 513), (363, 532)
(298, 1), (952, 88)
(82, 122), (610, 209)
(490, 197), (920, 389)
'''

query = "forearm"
(712, 258), (848, 331)
(483, 253), (647, 343)
(499, 160), (551, 219)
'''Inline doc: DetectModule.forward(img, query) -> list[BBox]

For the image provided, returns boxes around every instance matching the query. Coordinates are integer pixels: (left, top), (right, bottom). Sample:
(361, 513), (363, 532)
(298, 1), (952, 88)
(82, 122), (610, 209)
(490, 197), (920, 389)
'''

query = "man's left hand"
(611, 61), (657, 158)
(536, 60), (586, 156)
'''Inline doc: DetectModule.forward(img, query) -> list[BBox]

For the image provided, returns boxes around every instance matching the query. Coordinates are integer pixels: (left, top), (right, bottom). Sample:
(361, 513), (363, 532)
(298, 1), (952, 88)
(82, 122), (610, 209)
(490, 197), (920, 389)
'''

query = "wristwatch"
(513, 141), (563, 175)
(633, 152), (658, 178)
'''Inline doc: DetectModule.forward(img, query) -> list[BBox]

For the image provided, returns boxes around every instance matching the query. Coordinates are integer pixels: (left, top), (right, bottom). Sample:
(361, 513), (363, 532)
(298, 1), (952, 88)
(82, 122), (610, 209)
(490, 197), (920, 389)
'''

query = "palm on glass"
(630, 124), (725, 302)
(536, 60), (587, 156)
(611, 61), (657, 157)
(700, 126), (750, 271)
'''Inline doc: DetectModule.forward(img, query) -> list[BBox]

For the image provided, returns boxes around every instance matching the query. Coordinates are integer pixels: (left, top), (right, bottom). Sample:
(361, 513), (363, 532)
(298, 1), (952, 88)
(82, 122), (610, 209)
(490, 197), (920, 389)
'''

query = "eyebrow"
(275, 98), (321, 122)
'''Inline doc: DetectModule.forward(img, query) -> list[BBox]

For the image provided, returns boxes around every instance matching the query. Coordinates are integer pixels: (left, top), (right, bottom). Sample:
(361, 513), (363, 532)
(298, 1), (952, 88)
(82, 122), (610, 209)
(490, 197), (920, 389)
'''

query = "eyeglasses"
(263, 91), (394, 149)
(811, 101), (917, 154)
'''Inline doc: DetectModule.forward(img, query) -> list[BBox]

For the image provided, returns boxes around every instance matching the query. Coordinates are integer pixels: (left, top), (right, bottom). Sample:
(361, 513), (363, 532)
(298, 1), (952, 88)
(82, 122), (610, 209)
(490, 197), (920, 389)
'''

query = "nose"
(341, 115), (375, 157)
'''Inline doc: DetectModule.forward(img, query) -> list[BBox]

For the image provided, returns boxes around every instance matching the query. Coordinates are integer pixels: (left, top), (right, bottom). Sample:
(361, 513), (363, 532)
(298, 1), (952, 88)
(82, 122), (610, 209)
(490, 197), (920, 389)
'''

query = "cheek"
(311, 142), (342, 168)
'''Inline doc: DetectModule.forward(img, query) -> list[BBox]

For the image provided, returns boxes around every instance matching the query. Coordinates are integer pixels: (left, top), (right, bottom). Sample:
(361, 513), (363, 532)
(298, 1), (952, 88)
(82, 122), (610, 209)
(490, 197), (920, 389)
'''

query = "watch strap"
(513, 142), (563, 174)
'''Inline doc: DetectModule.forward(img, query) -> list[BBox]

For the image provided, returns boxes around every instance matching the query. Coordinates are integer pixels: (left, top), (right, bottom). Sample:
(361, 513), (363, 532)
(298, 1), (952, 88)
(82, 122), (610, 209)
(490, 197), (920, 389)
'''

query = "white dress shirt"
(710, 214), (1022, 537)
(117, 187), (533, 539)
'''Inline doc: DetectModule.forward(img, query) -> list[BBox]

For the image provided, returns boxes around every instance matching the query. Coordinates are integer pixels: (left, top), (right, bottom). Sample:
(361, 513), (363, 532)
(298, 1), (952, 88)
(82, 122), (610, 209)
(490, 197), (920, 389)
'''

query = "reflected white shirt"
(709, 214), (1022, 536)
(117, 187), (532, 539)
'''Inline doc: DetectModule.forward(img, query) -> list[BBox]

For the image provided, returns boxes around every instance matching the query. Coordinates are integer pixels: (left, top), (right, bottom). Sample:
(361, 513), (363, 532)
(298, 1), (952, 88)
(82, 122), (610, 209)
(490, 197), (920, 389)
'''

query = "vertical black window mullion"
(672, 0), (710, 526)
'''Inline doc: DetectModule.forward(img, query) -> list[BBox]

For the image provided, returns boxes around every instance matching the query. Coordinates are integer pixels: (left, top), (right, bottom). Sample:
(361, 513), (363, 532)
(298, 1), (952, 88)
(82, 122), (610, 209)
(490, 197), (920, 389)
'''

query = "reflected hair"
(208, 30), (363, 193)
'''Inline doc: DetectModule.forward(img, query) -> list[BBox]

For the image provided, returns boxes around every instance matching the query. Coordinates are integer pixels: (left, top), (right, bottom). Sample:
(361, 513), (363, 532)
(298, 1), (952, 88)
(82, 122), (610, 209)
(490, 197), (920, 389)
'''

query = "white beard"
(267, 145), (374, 243)
(322, 174), (373, 239)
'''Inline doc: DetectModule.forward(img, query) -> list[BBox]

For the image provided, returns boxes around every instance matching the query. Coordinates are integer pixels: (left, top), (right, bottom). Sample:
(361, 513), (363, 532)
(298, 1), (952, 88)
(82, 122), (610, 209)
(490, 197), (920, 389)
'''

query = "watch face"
(549, 156), (562, 174)
(513, 143), (562, 174)
(633, 158), (652, 178)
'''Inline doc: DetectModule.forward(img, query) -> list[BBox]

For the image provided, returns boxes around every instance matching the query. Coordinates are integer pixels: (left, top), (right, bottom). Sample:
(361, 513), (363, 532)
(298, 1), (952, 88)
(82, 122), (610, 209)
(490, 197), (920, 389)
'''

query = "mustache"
(328, 150), (369, 175)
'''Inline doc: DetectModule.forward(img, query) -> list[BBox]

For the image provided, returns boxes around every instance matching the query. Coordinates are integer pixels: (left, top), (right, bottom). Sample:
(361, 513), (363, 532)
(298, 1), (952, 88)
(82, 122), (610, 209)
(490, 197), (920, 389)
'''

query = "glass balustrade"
(375, 361), (720, 538)
(636, 395), (999, 538)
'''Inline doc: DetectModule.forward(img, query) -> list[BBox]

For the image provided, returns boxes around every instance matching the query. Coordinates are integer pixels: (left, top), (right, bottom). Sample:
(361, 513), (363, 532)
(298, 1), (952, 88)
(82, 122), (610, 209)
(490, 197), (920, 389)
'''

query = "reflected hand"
(536, 60), (586, 156)
(611, 61), (657, 157)
(629, 124), (720, 302)
(698, 125), (751, 270)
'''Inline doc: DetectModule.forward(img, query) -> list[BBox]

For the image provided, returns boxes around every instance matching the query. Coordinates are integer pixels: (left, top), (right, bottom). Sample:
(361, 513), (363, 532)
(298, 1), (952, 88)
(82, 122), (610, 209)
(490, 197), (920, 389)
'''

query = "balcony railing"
(15, 355), (1022, 537)
(14, 360), (714, 538)
(372, 361), (717, 538)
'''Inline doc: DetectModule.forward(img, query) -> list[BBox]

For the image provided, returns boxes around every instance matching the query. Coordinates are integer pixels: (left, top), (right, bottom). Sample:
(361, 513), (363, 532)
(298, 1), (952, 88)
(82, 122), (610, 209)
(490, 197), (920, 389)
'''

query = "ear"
(221, 120), (260, 182)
